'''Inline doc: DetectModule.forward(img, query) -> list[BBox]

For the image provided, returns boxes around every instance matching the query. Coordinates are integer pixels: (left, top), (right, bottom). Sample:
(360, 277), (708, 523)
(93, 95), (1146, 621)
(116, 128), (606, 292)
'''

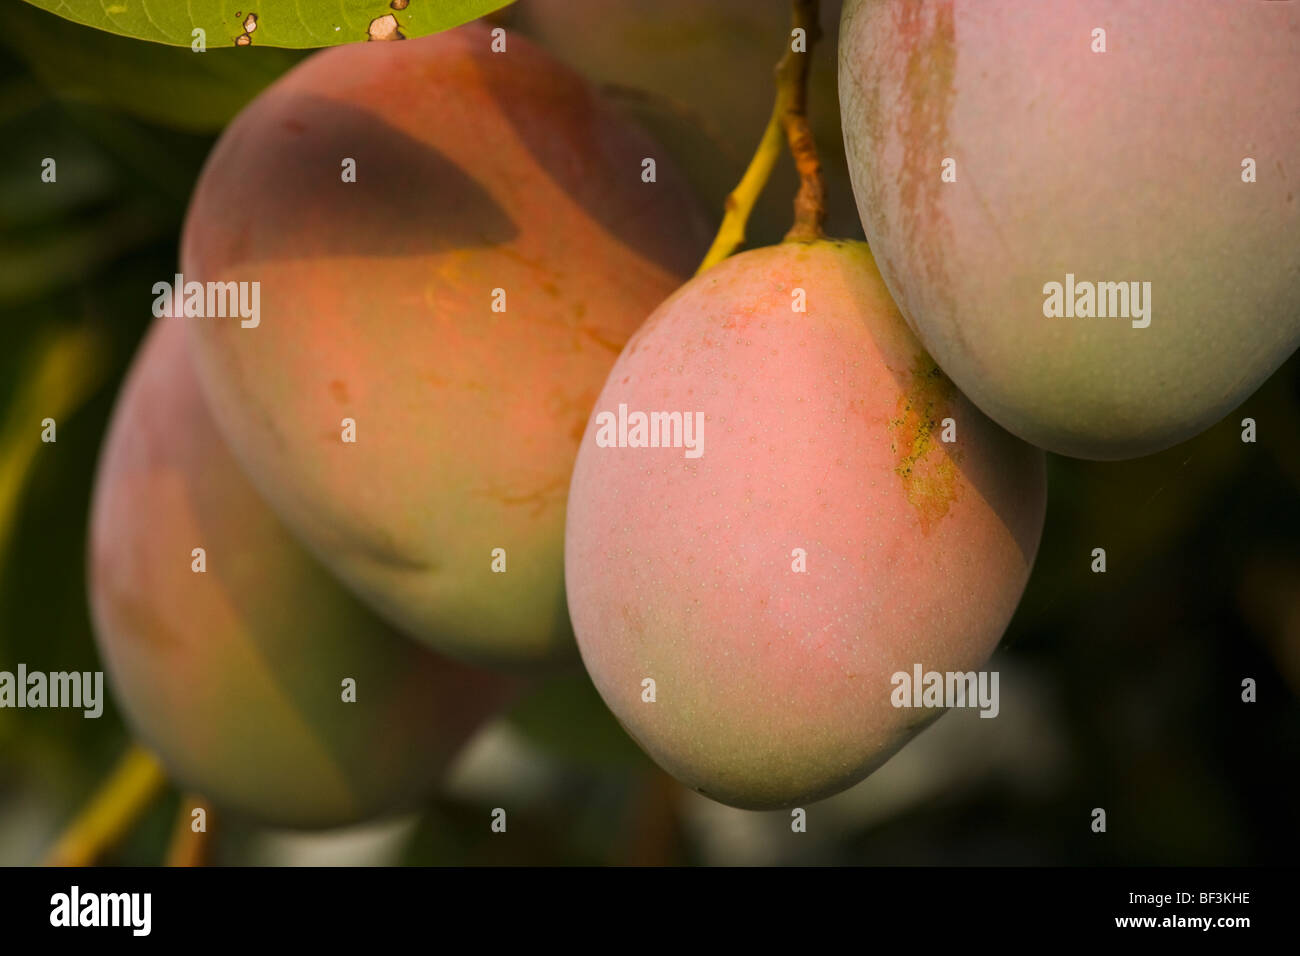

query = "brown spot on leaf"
(390, 0), (409, 9)
(887, 355), (962, 533)
(368, 14), (405, 41)
(234, 11), (257, 45)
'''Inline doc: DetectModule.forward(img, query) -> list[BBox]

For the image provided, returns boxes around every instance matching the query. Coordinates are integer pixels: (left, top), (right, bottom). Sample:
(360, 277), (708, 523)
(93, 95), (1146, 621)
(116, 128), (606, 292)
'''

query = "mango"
(564, 240), (1046, 809)
(88, 320), (517, 829)
(180, 22), (709, 665)
(839, 0), (1300, 459)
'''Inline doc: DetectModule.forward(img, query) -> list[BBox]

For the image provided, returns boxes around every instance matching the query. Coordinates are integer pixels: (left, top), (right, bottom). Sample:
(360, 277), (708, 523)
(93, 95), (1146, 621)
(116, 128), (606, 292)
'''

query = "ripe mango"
(88, 320), (517, 829)
(180, 23), (709, 665)
(839, 0), (1300, 459)
(565, 241), (1045, 808)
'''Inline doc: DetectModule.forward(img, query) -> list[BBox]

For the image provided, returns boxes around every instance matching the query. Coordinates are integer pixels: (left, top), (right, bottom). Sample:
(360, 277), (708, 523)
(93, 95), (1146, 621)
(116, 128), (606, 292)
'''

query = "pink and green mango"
(565, 241), (1045, 809)
(839, 0), (1300, 459)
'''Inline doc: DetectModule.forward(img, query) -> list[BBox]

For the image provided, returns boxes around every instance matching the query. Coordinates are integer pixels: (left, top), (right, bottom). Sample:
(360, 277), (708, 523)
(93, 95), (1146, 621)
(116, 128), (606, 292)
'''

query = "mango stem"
(696, 0), (825, 274)
(780, 0), (827, 243)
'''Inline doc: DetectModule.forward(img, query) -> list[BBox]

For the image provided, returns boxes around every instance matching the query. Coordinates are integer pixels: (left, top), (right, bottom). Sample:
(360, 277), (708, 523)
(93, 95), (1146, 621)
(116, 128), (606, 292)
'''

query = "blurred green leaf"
(5, 2), (302, 132)
(56, 102), (214, 204)
(0, 199), (171, 308)
(20, 0), (514, 49)
(0, 327), (106, 566)
(0, 107), (118, 228)
(0, 76), (46, 126)
(0, 47), (190, 801)
(0, 303), (139, 782)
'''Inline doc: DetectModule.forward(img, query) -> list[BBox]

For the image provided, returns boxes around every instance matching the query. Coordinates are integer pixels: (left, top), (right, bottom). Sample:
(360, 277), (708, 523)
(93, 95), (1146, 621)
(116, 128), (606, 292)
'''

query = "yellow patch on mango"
(887, 355), (962, 533)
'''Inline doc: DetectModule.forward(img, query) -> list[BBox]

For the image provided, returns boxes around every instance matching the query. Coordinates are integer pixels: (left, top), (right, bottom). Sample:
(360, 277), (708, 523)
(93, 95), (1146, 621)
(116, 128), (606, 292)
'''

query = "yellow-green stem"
(696, 0), (825, 274)
(44, 746), (169, 866)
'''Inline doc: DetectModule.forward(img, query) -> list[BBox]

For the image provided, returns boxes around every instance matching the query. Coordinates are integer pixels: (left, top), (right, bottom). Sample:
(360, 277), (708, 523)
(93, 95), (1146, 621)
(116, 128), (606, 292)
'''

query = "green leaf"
(4, 2), (303, 132)
(20, 0), (515, 49)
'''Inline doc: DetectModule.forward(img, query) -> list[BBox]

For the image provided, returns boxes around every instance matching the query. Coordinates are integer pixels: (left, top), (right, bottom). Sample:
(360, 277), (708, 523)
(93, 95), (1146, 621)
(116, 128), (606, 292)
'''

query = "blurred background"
(0, 0), (1296, 866)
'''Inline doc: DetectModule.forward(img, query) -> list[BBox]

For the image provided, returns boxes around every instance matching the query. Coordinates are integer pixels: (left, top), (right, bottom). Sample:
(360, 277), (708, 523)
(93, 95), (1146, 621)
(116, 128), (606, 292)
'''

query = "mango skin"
(88, 320), (518, 829)
(180, 23), (709, 666)
(839, 0), (1300, 460)
(565, 241), (1046, 809)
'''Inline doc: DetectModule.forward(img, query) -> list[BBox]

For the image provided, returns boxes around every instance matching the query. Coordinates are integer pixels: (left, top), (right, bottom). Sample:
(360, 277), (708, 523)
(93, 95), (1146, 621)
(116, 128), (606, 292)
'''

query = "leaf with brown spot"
(21, 0), (517, 48)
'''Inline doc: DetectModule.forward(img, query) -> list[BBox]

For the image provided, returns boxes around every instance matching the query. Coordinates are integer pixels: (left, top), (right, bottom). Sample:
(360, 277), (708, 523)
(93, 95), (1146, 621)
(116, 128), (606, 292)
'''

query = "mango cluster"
(88, 5), (1298, 824)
